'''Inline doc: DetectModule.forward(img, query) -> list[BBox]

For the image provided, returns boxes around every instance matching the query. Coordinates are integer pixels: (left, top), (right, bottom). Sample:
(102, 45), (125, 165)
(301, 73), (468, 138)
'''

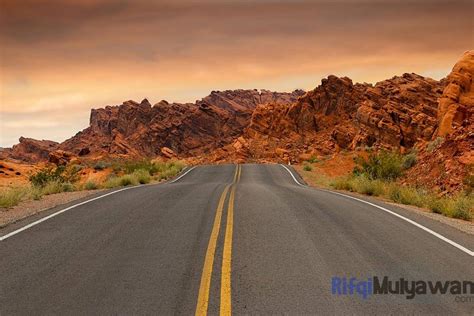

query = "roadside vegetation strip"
(195, 164), (241, 316)
(0, 159), (186, 209)
(322, 190), (474, 257)
(0, 186), (136, 241)
(300, 150), (473, 221)
(283, 163), (474, 257)
(0, 163), (192, 242)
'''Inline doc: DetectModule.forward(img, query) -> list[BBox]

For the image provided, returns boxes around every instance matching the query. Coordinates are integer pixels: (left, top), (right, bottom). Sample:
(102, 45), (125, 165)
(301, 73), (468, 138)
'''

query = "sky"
(0, 0), (472, 147)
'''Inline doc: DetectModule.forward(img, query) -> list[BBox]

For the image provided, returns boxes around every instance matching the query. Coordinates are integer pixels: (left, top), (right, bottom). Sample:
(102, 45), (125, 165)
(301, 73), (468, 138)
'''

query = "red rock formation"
(237, 73), (443, 163)
(406, 50), (474, 192)
(438, 50), (474, 136)
(0, 137), (59, 163)
(58, 90), (304, 159)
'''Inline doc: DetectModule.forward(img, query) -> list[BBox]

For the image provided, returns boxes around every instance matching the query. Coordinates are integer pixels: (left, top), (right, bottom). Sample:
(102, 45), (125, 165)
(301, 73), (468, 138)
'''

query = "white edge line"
(1, 166), (197, 241)
(279, 164), (304, 186)
(167, 166), (196, 184)
(281, 164), (474, 257)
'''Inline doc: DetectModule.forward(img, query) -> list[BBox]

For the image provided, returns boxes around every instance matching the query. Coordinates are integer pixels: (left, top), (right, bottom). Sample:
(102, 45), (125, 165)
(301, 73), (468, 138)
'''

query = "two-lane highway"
(1, 164), (473, 314)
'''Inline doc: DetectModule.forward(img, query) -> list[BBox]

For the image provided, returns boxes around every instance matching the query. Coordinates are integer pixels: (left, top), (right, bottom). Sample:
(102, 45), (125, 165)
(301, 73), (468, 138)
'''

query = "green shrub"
(119, 175), (135, 186)
(85, 181), (98, 190)
(133, 169), (151, 184)
(402, 152), (417, 169)
(123, 159), (155, 174)
(0, 187), (28, 208)
(41, 181), (62, 195)
(104, 176), (122, 189)
(29, 167), (64, 187)
(303, 165), (313, 172)
(463, 171), (474, 193)
(427, 137), (444, 152)
(352, 176), (385, 196)
(358, 151), (405, 180)
(331, 176), (354, 191)
(61, 182), (75, 192)
(307, 156), (319, 163)
(451, 196), (473, 220)
(93, 161), (108, 171)
(428, 198), (450, 214)
(29, 165), (80, 187)
(388, 185), (425, 207)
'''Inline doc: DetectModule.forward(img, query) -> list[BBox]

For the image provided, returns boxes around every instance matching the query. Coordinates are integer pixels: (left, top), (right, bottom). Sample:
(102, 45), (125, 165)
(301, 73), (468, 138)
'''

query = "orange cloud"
(1, 0), (472, 146)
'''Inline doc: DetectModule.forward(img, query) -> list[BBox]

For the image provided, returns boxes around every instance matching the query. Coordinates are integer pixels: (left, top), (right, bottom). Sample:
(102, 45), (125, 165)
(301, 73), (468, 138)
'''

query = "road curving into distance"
(1, 164), (473, 314)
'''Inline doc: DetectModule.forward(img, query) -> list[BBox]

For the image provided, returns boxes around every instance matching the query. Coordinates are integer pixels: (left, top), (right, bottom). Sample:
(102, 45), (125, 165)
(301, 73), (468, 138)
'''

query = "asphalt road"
(1, 164), (473, 314)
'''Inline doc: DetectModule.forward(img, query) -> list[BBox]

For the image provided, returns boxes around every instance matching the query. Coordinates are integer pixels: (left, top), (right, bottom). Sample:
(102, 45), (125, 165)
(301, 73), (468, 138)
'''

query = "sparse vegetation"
(303, 164), (313, 171)
(300, 150), (473, 221)
(0, 187), (28, 208)
(29, 165), (80, 187)
(329, 175), (473, 220)
(402, 151), (417, 169)
(353, 151), (405, 180)
(426, 137), (444, 152)
(84, 181), (99, 190)
(307, 156), (319, 163)
(1, 159), (186, 209)
(93, 161), (108, 170)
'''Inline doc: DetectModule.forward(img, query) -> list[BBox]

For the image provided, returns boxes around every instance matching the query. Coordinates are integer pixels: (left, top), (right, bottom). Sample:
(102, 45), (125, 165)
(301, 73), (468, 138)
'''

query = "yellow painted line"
(233, 164), (239, 182)
(195, 184), (231, 316)
(220, 185), (236, 316)
(236, 165), (241, 182)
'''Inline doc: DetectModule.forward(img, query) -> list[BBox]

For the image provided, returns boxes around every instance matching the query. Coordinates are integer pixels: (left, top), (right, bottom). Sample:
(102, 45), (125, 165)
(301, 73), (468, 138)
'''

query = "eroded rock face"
(0, 137), (59, 163)
(238, 73), (443, 162)
(58, 90), (305, 159)
(438, 50), (474, 136)
(407, 51), (474, 192)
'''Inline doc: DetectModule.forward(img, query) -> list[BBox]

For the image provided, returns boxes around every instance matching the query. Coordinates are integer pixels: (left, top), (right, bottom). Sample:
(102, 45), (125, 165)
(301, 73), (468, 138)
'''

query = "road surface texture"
(1, 164), (473, 314)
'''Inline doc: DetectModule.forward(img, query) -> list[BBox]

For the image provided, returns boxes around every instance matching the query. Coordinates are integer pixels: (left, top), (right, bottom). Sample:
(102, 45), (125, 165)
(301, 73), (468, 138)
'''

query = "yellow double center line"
(196, 164), (241, 316)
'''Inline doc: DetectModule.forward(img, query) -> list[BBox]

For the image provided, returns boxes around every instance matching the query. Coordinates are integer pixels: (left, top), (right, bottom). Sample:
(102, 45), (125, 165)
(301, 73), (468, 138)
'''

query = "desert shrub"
(29, 167), (64, 187)
(303, 165), (313, 171)
(463, 171), (474, 193)
(29, 165), (80, 187)
(133, 169), (151, 184)
(330, 176), (355, 191)
(402, 152), (417, 169)
(40, 181), (75, 195)
(307, 156), (319, 163)
(30, 187), (43, 200)
(104, 176), (122, 188)
(388, 185), (425, 207)
(123, 159), (155, 174)
(61, 182), (75, 192)
(85, 181), (99, 190)
(351, 176), (385, 196)
(426, 137), (444, 152)
(93, 161), (108, 171)
(354, 151), (411, 180)
(428, 198), (451, 214)
(0, 187), (28, 208)
(119, 175), (137, 186)
(451, 195), (473, 220)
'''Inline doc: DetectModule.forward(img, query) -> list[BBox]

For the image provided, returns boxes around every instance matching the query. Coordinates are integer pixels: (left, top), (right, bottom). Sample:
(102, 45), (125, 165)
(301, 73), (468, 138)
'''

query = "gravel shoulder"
(0, 190), (103, 228)
(296, 167), (474, 236)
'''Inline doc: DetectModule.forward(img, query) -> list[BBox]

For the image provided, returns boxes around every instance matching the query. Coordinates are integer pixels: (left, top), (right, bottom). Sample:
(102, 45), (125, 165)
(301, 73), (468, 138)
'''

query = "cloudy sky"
(0, 0), (472, 147)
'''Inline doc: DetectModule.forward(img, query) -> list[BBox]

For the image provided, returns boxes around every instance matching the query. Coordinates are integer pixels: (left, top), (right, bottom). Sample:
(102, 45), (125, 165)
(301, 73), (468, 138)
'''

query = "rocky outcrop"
(438, 50), (474, 136)
(236, 73), (443, 163)
(0, 137), (59, 163)
(58, 90), (304, 159)
(406, 50), (474, 192)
